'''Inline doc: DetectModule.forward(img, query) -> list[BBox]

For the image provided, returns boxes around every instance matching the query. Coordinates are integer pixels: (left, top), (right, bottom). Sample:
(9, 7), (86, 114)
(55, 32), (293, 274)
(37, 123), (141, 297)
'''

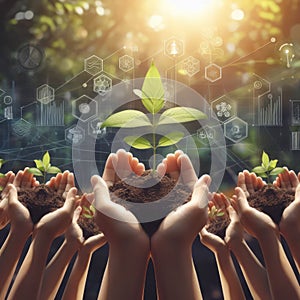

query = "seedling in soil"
(252, 151), (284, 183)
(101, 62), (207, 169)
(82, 205), (96, 219)
(208, 205), (225, 219)
(28, 151), (61, 183)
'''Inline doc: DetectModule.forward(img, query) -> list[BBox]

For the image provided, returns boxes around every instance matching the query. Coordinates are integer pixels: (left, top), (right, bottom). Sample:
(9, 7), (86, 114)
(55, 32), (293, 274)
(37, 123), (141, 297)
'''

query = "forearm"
(98, 239), (150, 300)
(282, 231), (300, 273)
(62, 249), (92, 300)
(215, 249), (245, 300)
(7, 233), (52, 300)
(0, 229), (30, 299)
(40, 241), (80, 299)
(230, 240), (271, 299)
(152, 244), (202, 300)
(258, 231), (300, 300)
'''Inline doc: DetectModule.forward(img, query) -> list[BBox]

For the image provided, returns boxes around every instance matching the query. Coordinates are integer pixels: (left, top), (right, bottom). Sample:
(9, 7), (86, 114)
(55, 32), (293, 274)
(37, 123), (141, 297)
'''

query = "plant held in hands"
(252, 151), (284, 183)
(28, 151), (61, 183)
(101, 62), (207, 168)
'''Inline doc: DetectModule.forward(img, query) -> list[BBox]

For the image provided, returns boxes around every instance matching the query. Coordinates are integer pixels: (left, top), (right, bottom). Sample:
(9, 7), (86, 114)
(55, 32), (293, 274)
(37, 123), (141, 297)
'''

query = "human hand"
(153, 152), (210, 247)
(230, 187), (278, 239)
(13, 167), (40, 190)
(47, 171), (75, 199)
(273, 167), (299, 191)
(34, 187), (79, 239)
(237, 170), (265, 197)
(0, 171), (15, 199)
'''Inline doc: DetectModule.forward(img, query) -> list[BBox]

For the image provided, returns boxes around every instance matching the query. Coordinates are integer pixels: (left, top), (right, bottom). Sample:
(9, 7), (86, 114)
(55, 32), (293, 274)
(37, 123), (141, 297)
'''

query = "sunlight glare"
(164, 0), (212, 16)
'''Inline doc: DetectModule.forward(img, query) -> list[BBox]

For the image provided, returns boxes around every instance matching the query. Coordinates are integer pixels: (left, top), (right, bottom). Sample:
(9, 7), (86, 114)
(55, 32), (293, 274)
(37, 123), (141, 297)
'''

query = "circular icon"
(3, 96), (13, 105)
(17, 44), (44, 70)
(72, 78), (227, 223)
(79, 103), (91, 114)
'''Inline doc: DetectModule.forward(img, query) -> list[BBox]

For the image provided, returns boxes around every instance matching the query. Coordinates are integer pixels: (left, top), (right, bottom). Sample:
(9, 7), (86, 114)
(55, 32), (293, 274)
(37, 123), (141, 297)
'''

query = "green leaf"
(34, 159), (45, 171)
(82, 213), (93, 219)
(252, 166), (267, 174)
(216, 211), (225, 217)
(141, 63), (165, 114)
(0, 159), (5, 169)
(157, 131), (184, 147)
(47, 166), (61, 174)
(269, 167), (285, 176)
(261, 151), (269, 169)
(259, 173), (268, 178)
(28, 168), (43, 177)
(43, 151), (51, 169)
(101, 110), (152, 128)
(124, 136), (153, 149)
(0, 173), (5, 178)
(0, 186), (3, 191)
(158, 107), (207, 125)
(268, 159), (278, 170)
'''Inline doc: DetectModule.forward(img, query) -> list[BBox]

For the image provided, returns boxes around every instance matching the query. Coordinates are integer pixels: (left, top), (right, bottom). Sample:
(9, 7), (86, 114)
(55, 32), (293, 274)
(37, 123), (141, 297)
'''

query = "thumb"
(64, 187), (79, 213)
(73, 206), (82, 223)
(7, 184), (18, 203)
(191, 174), (211, 209)
(295, 183), (300, 203)
(233, 187), (249, 214)
(91, 175), (111, 211)
(179, 154), (197, 189)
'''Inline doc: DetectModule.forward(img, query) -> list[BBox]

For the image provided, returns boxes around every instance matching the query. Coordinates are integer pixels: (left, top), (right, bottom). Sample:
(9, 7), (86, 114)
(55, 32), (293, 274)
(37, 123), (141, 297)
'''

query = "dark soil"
(248, 185), (295, 224)
(206, 215), (230, 239)
(18, 185), (101, 237)
(109, 170), (191, 236)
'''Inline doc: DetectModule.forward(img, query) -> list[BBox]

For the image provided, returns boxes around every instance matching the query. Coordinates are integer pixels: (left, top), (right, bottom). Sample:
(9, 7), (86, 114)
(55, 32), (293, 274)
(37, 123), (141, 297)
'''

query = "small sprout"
(208, 205), (225, 219)
(82, 205), (96, 219)
(252, 151), (284, 183)
(28, 151), (61, 183)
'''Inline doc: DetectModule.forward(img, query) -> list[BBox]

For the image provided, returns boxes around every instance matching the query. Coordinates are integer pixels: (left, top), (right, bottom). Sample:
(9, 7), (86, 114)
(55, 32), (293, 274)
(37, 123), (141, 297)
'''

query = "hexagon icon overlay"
(94, 74), (112, 95)
(65, 125), (85, 146)
(36, 84), (55, 104)
(84, 55), (103, 76)
(205, 63), (222, 82)
(72, 95), (98, 122)
(119, 55), (134, 72)
(181, 56), (200, 77)
(224, 117), (248, 143)
(211, 96), (236, 123)
(164, 37), (184, 59)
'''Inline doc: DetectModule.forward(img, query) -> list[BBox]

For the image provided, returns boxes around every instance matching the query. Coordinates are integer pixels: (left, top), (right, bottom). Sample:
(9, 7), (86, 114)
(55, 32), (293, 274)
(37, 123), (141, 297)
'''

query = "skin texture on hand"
(151, 151), (210, 300)
(231, 187), (300, 300)
(91, 150), (150, 300)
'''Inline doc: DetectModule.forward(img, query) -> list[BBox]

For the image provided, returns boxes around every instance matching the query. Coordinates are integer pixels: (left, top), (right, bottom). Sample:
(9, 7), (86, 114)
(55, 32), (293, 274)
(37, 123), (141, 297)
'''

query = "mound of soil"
(248, 185), (294, 224)
(18, 185), (101, 237)
(109, 170), (191, 236)
(206, 216), (230, 239)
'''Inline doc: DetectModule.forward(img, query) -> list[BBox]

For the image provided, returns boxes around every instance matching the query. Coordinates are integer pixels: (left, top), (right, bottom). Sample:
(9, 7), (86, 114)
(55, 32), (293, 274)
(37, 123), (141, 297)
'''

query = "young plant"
(101, 62), (207, 169)
(28, 151), (61, 183)
(208, 205), (225, 220)
(82, 204), (96, 219)
(252, 151), (284, 183)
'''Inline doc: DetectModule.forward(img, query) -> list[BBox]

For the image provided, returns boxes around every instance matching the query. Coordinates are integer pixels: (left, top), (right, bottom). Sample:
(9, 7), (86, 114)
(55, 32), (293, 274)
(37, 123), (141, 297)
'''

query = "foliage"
(28, 151), (61, 183)
(82, 204), (96, 219)
(101, 62), (207, 168)
(208, 205), (225, 219)
(252, 151), (284, 183)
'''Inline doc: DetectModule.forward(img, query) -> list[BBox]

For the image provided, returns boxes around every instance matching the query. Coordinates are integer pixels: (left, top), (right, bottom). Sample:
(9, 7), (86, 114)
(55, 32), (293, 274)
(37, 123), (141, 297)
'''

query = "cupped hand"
(230, 187), (278, 239)
(237, 170), (265, 197)
(13, 168), (40, 190)
(47, 171), (75, 199)
(153, 152), (210, 246)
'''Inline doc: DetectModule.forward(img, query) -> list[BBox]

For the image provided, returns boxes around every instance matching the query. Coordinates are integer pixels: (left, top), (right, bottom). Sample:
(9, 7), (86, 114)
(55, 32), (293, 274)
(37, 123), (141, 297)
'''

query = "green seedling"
(101, 62), (207, 169)
(208, 205), (225, 219)
(0, 159), (6, 191)
(252, 151), (284, 183)
(82, 205), (96, 219)
(28, 151), (61, 183)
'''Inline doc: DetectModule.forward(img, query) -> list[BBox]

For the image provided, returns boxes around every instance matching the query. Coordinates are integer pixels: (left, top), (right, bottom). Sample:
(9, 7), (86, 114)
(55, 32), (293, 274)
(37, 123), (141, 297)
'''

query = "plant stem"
(152, 113), (156, 171)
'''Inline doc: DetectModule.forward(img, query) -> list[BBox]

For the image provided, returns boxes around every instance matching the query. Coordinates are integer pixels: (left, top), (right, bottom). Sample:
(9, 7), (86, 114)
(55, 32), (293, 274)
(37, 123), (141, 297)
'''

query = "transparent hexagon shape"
(182, 56), (200, 77)
(88, 118), (107, 138)
(119, 55), (134, 72)
(84, 55), (103, 76)
(93, 73), (112, 95)
(197, 125), (216, 145)
(164, 36), (184, 58)
(205, 63), (222, 82)
(224, 117), (248, 143)
(65, 125), (85, 146)
(72, 95), (98, 122)
(211, 96), (236, 123)
(36, 84), (55, 104)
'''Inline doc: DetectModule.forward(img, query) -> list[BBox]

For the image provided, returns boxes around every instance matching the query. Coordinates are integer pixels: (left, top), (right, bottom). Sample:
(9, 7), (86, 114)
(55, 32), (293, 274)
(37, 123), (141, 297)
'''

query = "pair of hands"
(90, 149), (211, 248)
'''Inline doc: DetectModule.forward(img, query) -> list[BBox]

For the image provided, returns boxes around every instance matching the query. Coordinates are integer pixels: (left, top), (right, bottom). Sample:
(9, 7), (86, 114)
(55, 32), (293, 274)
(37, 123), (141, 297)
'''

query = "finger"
(165, 153), (180, 179)
(288, 170), (299, 188)
(7, 184), (18, 204)
(191, 174), (211, 208)
(280, 167), (292, 189)
(73, 206), (82, 223)
(178, 154), (197, 189)
(129, 157), (145, 176)
(156, 161), (166, 178)
(102, 153), (117, 188)
(233, 187), (249, 215)
(174, 150), (184, 160)
(91, 175), (111, 210)
(295, 184), (300, 203)
(21, 168), (35, 188)
(237, 172), (248, 196)
(115, 149), (133, 179)
(13, 170), (24, 188)
(244, 171), (255, 194)
(227, 205), (239, 222)
(64, 187), (79, 213)
(58, 171), (69, 194)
